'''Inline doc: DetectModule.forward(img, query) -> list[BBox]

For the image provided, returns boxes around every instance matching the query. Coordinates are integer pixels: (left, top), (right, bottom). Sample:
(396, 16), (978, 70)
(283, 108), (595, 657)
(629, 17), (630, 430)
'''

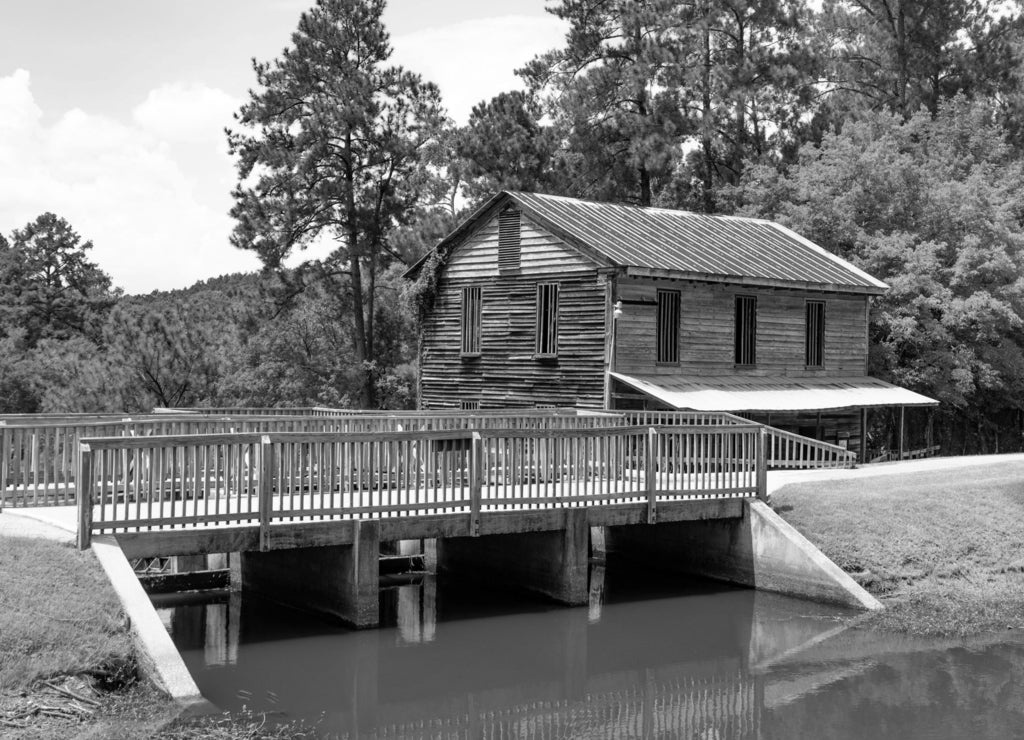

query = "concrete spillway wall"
(234, 499), (879, 627)
(609, 500), (881, 612)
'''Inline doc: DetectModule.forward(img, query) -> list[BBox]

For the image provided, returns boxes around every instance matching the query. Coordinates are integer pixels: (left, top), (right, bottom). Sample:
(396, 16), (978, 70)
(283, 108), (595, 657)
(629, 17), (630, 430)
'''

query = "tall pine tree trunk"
(730, 15), (747, 186)
(344, 133), (375, 409)
(701, 3), (715, 213)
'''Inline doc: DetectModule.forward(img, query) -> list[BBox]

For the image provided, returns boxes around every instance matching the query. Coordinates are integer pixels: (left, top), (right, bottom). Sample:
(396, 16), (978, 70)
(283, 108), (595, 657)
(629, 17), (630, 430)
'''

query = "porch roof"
(610, 372), (938, 413)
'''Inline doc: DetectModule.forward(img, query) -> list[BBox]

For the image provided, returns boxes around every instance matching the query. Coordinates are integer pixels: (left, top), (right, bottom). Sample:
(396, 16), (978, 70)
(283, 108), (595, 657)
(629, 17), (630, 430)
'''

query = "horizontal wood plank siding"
(446, 213), (593, 279)
(420, 271), (607, 410)
(615, 278), (868, 377)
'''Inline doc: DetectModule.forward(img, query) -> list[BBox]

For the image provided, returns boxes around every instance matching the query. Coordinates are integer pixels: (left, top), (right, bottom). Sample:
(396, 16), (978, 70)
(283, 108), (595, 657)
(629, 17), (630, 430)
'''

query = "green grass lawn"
(0, 534), (315, 739)
(0, 536), (134, 691)
(773, 460), (1024, 636)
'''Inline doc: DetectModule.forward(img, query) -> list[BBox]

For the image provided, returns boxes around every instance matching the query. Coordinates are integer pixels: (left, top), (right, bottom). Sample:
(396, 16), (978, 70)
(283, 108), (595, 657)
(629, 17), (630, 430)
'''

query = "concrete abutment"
(608, 500), (881, 611)
(226, 501), (877, 629)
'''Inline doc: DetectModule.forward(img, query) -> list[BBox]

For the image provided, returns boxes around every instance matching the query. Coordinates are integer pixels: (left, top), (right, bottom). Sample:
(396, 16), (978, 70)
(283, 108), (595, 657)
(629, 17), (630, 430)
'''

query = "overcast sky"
(0, 0), (566, 294)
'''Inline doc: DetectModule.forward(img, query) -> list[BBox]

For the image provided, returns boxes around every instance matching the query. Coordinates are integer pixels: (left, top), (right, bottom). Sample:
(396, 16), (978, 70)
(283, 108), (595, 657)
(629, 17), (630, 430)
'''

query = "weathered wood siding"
(445, 213), (592, 279)
(615, 278), (868, 377)
(420, 213), (607, 409)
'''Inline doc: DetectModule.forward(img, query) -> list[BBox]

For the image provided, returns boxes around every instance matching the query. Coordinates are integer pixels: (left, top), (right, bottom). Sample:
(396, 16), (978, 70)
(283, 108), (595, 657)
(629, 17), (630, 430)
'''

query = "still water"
(157, 563), (1024, 739)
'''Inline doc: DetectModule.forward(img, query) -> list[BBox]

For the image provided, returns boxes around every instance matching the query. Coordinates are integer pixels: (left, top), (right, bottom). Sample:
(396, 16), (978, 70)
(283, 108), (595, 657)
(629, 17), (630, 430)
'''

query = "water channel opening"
(149, 552), (1024, 739)
(153, 557), (833, 735)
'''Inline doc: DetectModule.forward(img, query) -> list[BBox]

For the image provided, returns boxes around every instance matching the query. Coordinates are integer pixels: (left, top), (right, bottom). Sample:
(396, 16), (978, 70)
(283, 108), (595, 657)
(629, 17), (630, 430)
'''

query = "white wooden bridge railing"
(3, 409), (853, 509)
(76, 424), (767, 549)
(2, 411), (628, 508)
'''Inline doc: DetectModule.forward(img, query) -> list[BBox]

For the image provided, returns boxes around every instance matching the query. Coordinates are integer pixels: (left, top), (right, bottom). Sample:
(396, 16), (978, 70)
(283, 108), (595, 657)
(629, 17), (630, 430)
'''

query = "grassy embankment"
(773, 459), (1024, 636)
(0, 533), (313, 739)
(0, 534), (174, 738)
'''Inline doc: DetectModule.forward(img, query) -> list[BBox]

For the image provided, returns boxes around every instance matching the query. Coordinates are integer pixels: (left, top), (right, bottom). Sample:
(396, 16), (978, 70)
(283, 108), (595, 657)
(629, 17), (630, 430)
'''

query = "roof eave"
(622, 266), (888, 296)
(401, 192), (513, 281)
(505, 192), (617, 269)
(402, 190), (614, 281)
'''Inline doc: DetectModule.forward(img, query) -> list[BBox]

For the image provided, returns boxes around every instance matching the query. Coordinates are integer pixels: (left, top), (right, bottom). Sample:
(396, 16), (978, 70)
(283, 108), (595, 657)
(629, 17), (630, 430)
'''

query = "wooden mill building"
(406, 191), (936, 460)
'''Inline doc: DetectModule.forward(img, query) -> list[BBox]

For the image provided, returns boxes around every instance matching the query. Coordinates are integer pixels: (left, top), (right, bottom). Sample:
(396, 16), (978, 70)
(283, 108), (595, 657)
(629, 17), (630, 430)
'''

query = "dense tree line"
(6, 0), (1024, 453)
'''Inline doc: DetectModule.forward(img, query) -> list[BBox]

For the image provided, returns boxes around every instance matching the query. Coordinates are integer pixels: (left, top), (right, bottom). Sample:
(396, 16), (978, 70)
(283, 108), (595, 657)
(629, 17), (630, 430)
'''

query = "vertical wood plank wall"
(614, 278), (869, 378)
(419, 212), (607, 409)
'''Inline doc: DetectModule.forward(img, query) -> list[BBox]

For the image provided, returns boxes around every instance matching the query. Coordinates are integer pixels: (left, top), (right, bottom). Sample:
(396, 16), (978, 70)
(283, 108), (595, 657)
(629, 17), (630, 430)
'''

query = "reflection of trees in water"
(342, 669), (761, 740)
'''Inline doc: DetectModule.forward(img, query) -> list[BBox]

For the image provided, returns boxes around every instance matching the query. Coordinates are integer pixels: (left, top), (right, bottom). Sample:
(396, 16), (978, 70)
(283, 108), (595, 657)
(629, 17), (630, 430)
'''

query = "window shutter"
(535, 283), (559, 356)
(734, 295), (757, 365)
(805, 300), (825, 367)
(460, 286), (482, 356)
(498, 209), (521, 273)
(656, 290), (680, 364)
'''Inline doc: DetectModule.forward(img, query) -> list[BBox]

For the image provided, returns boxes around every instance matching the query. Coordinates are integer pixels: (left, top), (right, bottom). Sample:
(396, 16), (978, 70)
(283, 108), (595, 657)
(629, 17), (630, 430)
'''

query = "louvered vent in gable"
(498, 208), (522, 273)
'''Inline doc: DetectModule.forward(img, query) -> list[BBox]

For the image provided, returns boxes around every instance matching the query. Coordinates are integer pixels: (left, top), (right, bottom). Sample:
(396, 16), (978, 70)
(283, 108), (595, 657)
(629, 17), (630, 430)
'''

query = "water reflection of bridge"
(161, 567), (849, 739)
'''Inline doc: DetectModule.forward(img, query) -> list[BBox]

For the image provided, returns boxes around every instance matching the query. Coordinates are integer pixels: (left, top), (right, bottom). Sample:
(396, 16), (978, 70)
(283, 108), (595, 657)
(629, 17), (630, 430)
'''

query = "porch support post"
(860, 408), (868, 464)
(897, 406), (906, 460)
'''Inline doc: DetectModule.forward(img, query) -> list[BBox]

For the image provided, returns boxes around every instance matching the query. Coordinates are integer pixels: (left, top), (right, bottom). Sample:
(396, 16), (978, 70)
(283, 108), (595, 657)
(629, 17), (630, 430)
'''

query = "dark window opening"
(806, 300), (825, 367)
(460, 400), (480, 411)
(461, 286), (481, 356)
(657, 289), (680, 364)
(535, 283), (559, 357)
(498, 208), (521, 273)
(734, 295), (756, 365)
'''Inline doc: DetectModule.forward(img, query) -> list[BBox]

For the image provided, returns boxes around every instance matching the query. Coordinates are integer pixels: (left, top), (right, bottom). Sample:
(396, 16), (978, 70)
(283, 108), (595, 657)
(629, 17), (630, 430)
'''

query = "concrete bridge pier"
(437, 508), (590, 605)
(237, 520), (381, 628)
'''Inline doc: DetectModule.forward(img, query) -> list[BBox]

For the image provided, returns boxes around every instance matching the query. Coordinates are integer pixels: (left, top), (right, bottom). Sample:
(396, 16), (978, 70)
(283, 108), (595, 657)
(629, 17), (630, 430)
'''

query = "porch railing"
(764, 426), (857, 469)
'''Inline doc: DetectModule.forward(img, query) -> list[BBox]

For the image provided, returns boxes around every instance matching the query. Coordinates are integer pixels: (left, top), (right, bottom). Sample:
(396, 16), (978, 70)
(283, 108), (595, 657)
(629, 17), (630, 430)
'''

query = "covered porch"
(610, 372), (939, 463)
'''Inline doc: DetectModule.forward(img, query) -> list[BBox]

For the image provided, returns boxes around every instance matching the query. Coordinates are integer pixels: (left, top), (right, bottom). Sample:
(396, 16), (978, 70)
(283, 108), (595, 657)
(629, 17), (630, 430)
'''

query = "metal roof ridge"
(510, 191), (785, 226)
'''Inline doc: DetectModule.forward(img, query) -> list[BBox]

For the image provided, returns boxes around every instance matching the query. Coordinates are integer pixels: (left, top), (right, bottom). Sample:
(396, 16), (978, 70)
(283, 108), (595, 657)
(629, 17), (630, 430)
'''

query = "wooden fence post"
(258, 435), (274, 551)
(77, 443), (94, 550)
(470, 432), (482, 536)
(756, 427), (768, 501)
(0, 422), (7, 513)
(646, 428), (657, 524)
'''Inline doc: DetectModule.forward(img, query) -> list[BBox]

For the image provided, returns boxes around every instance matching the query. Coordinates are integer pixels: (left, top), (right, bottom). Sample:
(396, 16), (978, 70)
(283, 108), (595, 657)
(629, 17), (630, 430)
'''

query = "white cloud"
(390, 15), (567, 123)
(0, 71), (259, 293)
(132, 82), (240, 144)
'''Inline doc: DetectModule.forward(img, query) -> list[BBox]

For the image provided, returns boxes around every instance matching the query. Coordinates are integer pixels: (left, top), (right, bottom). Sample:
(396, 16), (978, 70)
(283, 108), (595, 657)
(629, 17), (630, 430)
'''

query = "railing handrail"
(764, 426), (856, 456)
(80, 428), (481, 450)
(80, 423), (765, 450)
(478, 423), (762, 440)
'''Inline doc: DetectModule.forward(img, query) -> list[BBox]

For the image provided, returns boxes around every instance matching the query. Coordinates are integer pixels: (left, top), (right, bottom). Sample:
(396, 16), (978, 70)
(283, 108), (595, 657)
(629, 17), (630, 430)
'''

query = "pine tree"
(227, 0), (446, 408)
(0, 213), (117, 348)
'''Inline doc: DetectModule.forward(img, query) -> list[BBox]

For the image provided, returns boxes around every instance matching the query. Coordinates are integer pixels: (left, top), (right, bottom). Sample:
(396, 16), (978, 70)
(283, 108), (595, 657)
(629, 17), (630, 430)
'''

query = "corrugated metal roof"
(508, 192), (887, 293)
(612, 372), (937, 413)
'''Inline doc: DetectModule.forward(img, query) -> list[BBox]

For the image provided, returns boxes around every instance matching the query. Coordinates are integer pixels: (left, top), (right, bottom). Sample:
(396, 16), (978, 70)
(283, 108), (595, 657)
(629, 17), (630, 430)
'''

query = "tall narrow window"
(460, 286), (481, 357)
(734, 295), (757, 365)
(806, 300), (825, 367)
(657, 289), (681, 364)
(535, 283), (559, 357)
(498, 208), (521, 273)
